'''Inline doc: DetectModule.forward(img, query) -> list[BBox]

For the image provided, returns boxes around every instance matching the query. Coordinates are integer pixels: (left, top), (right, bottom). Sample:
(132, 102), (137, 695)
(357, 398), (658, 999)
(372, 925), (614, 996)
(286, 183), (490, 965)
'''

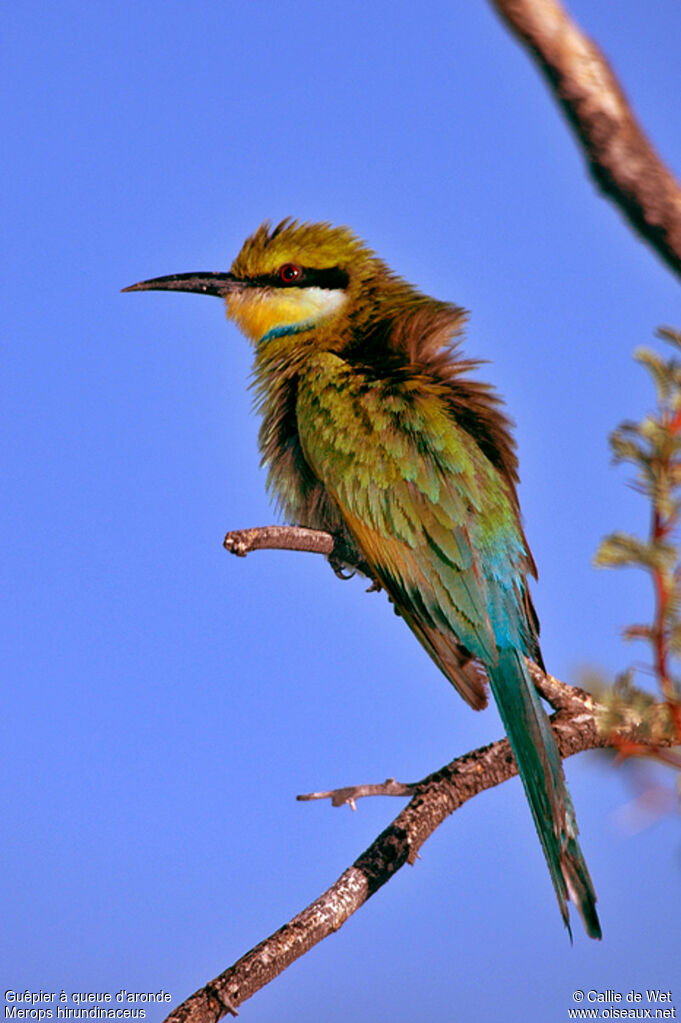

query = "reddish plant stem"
(647, 415), (681, 740)
(661, 417), (681, 737)
(668, 408), (681, 435)
(651, 506), (671, 698)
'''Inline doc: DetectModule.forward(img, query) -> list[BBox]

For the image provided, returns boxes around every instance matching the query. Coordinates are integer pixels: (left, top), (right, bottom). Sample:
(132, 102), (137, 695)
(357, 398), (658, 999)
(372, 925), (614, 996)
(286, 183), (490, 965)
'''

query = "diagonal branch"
(161, 524), (672, 1023)
(489, 0), (681, 280)
(166, 697), (603, 1023)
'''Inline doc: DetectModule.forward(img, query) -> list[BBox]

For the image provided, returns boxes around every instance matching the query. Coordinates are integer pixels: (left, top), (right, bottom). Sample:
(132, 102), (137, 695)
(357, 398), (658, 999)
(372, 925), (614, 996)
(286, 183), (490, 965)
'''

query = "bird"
(124, 218), (601, 939)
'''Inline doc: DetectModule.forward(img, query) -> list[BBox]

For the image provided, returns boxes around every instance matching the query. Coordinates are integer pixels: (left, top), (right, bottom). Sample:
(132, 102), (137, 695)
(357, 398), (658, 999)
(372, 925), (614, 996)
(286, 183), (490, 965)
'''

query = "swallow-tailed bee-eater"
(124, 219), (601, 938)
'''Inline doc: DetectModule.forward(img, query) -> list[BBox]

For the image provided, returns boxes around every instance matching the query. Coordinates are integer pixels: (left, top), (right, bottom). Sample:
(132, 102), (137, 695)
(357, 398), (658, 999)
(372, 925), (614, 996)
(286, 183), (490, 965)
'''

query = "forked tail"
(487, 648), (602, 939)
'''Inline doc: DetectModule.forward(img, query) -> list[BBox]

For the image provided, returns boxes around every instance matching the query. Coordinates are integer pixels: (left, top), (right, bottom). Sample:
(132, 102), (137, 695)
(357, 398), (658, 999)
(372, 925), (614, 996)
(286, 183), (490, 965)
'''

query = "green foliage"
(596, 531), (676, 573)
(594, 328), (681, 739)
(595, 670), (678, 748)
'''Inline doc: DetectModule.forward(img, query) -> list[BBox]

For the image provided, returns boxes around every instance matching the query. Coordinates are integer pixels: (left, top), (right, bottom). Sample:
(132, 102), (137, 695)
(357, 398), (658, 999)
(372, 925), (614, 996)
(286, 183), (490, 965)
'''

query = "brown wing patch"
(342, 509), (490, 709)
(403, 612), (489, 709)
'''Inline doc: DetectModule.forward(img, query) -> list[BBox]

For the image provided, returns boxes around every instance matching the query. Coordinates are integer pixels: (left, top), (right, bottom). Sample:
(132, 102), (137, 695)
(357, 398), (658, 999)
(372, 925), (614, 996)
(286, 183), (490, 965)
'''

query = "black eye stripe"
(243, 266), (349, 290)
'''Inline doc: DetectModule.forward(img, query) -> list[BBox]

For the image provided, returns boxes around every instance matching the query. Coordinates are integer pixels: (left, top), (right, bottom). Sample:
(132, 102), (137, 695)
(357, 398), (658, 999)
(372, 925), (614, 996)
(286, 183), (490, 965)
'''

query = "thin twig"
(525, 659), (595, 714)
(224, 525), (334, 558)
(224, 525), (375, 581)
(490, 0), (681, 279)
(297, 777), (418, 810)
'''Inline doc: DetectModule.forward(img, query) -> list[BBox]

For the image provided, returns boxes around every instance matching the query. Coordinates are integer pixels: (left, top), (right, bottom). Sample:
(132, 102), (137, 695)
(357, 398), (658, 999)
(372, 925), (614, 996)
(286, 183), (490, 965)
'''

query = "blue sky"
(3, 2), (681, 1020)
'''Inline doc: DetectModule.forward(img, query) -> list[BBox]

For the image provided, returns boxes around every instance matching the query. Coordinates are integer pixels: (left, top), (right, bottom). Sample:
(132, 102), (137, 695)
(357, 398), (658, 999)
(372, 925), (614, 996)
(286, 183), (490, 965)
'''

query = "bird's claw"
(328, 554), (356, 580)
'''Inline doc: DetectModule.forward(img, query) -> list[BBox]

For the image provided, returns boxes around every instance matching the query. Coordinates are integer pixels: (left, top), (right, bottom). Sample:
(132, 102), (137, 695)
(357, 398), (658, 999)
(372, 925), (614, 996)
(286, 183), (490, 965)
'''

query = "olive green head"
(230, 218), (375, 282)
(123, 219), (401, 346)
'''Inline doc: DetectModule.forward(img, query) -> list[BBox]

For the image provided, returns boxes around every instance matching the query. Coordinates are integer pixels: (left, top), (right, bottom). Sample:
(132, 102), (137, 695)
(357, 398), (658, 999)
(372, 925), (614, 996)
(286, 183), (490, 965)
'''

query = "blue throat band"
(259, 320), (315, 345)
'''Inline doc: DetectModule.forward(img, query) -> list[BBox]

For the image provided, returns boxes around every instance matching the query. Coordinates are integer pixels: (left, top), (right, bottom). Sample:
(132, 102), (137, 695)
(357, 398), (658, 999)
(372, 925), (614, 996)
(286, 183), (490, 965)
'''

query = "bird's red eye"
(279, 263), (302, 283)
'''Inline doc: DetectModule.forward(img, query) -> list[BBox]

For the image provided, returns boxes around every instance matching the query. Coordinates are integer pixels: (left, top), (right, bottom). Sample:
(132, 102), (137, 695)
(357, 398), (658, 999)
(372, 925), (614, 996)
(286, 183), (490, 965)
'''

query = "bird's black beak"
(122, 271), (239, 297)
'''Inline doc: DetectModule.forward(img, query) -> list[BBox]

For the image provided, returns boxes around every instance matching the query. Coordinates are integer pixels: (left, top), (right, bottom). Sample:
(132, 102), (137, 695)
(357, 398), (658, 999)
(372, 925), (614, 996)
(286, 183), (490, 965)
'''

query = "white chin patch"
(298, 286), (348, 322)
(227, 284), (348, 343)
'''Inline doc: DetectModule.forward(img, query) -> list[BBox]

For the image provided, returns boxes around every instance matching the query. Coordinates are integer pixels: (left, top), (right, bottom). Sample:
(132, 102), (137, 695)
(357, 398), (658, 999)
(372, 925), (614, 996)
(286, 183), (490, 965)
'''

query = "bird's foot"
(327, 553), (356, 580)
(328, 535), (378, 589)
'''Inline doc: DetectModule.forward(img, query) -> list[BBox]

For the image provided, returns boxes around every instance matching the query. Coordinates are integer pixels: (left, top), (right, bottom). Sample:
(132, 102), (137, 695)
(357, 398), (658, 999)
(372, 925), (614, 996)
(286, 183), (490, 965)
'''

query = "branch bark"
(223, 525), (334, 559)
(166, 699), (603, 1023)
(489, 0), (681, 280)
(162, 525), (672, 1023)
(297, 777), (418, 809)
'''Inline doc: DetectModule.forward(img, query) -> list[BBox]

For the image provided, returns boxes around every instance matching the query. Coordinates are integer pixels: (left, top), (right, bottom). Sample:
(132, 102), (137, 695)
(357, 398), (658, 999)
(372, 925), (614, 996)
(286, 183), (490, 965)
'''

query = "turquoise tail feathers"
(487, 648), (602, 940)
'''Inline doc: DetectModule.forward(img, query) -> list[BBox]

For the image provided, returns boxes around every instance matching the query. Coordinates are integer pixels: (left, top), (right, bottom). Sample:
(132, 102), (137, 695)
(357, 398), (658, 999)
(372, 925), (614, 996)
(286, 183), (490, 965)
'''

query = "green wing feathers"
(296, 350), (600, 937)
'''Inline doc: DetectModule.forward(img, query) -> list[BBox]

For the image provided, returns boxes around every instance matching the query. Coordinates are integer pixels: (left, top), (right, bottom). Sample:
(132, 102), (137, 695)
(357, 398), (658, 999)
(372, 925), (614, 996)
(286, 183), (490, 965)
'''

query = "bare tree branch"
(223, 525), (334, 559)
(160, 524), (674, 1023)
(297, 776), (418, 809)
(224, 525), (374, 581)
(489, 0), (681, 280)
(166, 699), (604, 1023)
